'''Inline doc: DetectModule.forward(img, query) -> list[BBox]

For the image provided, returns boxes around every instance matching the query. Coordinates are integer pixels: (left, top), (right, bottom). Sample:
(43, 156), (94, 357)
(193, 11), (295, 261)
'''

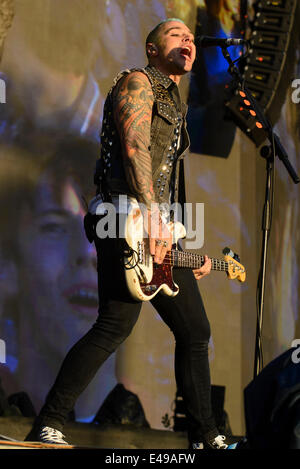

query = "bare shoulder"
(124, 70), (151, 87)
(114, 70), (153, 98)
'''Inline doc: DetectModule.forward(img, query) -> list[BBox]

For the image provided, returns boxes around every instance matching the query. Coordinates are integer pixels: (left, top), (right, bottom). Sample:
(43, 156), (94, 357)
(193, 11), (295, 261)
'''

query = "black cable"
(123, 247), (139, 270)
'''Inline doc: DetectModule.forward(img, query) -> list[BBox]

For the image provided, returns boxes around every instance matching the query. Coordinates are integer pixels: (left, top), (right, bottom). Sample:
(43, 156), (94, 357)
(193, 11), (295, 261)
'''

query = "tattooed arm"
(113, 71), (171, 263)
(113, 71), (155, 209)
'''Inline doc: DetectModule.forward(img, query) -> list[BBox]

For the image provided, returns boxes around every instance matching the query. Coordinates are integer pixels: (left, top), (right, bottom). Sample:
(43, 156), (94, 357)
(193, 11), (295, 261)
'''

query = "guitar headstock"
(224, 255), (246, 282)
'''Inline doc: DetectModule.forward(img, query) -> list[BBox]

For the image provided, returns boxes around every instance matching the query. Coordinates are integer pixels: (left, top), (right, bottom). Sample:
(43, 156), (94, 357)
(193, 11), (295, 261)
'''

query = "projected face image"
(17, 174), (98, 358)
(13, 169), (103, 413)
(0, 133), (118, 418)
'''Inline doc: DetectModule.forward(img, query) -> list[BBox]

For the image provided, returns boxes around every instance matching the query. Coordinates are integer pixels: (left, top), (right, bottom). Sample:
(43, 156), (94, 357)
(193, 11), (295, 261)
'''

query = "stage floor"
(0, 416), (188, 449)
(0, 416), (240, 450)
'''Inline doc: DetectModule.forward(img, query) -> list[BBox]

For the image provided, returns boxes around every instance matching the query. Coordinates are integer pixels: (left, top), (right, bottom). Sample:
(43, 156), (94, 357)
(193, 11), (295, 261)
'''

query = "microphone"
(196, 35), (245, 48)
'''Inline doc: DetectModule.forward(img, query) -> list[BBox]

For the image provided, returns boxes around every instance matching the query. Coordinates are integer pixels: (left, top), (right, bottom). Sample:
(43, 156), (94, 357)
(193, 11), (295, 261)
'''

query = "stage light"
(225, 86), (268, 146)
(225, 0), (299, 145)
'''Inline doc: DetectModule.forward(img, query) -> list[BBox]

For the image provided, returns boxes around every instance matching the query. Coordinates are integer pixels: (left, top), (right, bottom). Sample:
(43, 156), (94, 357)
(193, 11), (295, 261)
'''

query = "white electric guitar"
(123, 207), (246, 302)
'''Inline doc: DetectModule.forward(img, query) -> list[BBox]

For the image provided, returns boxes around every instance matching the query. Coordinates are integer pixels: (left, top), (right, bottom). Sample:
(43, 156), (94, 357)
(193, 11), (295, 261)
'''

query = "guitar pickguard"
(139, 247), (179, 298)
(123, 201), (246, 301)
(124, 205), (181, 301)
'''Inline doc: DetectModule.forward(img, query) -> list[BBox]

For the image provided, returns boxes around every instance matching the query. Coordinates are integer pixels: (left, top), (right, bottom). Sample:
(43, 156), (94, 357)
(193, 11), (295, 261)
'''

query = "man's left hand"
(193, 255), (211, 280)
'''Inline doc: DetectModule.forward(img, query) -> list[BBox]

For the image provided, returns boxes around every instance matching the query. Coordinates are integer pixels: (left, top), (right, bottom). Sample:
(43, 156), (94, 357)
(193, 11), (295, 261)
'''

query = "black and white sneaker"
(192, 435), (228, 450)
(38, 426), (69, 445)
(208, 435), (228, 449)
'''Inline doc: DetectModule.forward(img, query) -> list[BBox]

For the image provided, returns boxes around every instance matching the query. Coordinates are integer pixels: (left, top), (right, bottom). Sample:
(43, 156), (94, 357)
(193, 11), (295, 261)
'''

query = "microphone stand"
(221, 46), (300, 379)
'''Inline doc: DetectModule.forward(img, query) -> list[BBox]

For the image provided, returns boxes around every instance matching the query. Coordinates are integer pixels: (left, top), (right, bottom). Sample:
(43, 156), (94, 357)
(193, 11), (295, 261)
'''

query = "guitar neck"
(170, 250), (228, 272)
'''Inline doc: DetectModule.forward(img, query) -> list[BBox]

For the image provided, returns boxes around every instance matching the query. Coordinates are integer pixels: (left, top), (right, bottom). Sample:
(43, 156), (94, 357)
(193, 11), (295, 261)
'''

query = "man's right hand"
(147, 207), (172, 264)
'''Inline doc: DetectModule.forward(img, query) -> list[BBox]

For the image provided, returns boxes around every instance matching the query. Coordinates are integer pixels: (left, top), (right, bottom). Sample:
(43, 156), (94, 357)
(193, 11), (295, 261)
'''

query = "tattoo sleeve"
(113, 72), (155, 209)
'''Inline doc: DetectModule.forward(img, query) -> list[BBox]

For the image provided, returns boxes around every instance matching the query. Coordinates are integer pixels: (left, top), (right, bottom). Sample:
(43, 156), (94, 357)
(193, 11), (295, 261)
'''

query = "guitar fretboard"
(171, 250), (229, 271)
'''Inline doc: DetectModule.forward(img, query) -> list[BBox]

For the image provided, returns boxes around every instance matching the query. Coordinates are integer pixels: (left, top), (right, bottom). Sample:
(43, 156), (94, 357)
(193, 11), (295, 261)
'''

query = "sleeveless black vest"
(94, 65), (190, 206)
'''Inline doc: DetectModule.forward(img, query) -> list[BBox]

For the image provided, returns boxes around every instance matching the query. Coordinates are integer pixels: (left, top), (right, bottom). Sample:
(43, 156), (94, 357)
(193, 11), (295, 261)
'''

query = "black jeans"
(35, 232), (218, 444)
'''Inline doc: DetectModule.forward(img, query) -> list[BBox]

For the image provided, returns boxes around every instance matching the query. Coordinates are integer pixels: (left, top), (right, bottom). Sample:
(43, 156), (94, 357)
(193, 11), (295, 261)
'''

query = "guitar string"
(136, 243), (242, 271)
(149, 252), (230, 271)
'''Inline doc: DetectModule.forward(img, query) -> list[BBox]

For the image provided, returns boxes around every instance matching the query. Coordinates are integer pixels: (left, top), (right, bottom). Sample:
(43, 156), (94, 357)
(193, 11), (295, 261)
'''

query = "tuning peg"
(223, 247), (240, 263)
